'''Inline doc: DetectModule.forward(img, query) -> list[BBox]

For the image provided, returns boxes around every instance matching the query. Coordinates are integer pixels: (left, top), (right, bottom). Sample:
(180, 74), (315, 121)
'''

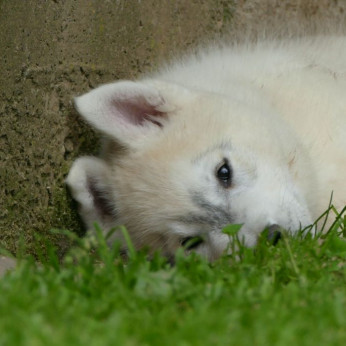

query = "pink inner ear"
(112, 96), (165, 127)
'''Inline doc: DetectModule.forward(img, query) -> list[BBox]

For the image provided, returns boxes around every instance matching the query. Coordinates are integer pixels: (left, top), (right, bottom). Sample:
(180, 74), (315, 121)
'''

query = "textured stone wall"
(1, 0), (345, 256)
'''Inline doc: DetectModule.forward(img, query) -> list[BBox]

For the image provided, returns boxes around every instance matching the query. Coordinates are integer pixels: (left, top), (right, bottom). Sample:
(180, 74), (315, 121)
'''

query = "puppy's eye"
(216, 160), (232, 187)
(181, 236), (204, 250)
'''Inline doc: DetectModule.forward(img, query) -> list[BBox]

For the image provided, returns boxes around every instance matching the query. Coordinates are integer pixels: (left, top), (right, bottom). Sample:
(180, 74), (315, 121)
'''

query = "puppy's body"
(67, 36), (346, 260)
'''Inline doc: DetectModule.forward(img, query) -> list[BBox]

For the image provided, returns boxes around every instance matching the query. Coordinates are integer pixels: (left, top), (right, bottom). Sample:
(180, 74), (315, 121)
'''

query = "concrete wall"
(1, 0), (345, 256)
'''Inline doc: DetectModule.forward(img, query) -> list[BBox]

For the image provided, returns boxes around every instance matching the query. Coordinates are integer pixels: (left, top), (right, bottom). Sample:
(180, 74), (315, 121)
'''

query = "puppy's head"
(66, 80), (313, 260)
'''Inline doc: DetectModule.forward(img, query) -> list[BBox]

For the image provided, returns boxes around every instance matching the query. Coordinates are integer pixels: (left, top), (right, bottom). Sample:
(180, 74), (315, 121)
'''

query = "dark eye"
(181, 236), (204, 250)
(216, 160), (232, 187)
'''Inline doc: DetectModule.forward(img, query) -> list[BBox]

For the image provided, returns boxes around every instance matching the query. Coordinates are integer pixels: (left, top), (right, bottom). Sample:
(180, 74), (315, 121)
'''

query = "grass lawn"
(0, 214), (345, 346)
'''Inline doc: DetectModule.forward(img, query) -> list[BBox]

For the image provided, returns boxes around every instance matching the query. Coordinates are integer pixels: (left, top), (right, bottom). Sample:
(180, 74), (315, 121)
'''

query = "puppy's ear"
(74, 80), (180, 150)
(66, 156), (117, 234)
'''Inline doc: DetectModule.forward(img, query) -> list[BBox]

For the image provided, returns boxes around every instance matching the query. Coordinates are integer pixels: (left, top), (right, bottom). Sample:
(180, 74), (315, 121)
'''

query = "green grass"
(0, 218), (345, 346)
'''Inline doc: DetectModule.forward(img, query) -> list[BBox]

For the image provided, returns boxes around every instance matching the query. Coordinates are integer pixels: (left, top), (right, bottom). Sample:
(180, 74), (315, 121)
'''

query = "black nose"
(266, 224), (283, 245)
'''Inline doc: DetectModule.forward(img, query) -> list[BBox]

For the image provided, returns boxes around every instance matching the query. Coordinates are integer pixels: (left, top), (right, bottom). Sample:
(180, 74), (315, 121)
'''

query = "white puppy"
(67, 36), (346, 260)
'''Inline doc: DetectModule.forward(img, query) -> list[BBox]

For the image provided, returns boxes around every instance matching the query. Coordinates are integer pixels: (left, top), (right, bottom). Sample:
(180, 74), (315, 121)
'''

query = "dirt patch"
(0, 256), (16, 276)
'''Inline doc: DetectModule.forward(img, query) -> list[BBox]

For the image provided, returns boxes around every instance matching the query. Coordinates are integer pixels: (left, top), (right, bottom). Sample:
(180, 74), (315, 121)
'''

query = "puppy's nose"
(266, 224), (283, 245)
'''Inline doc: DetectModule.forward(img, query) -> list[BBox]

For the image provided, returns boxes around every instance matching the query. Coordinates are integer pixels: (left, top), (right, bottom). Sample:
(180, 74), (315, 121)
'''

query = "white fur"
(67, 36), (346, 260)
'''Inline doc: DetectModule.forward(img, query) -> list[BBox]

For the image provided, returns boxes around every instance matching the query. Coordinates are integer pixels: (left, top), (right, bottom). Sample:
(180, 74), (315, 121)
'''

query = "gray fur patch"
(87, 178), (116, 219)
(176, 192), (233, 229)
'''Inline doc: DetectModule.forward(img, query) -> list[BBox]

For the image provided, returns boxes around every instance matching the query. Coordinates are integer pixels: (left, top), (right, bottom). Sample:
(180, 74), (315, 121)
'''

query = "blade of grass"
(120, 226), (137, 260)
